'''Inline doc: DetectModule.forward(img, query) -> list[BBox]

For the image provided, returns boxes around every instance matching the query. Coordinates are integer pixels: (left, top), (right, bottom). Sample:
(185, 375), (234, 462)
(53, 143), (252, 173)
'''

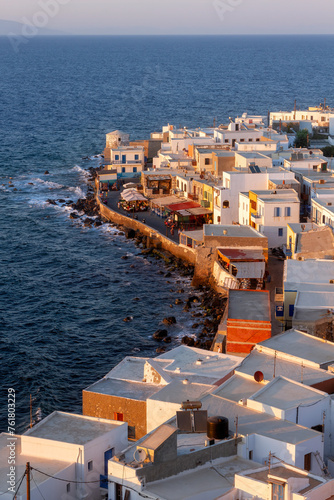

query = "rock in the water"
(175, 299), (183, 305)
(46, 199), (57, 205)
(181, 336), (195, 346)
(44, 170), (49, 175)
(70, 212), (80, 219)
(156, 347), (166, 353)
(121, 255), (128, 260)
(153, 329), (168, 340)
(163, 336), (172, 344)
(162, 317), (176, 326)
(123, 316), (133, 322)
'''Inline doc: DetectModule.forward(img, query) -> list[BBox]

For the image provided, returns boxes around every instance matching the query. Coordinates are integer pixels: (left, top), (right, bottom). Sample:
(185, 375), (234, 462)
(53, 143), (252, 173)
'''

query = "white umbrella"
(122, 191), (147, 202)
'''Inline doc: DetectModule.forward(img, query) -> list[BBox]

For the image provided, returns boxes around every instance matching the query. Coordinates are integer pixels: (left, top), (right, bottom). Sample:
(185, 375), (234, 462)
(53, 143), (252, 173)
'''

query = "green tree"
(321, 146), (334, 157)
(294, 129), (309, 148)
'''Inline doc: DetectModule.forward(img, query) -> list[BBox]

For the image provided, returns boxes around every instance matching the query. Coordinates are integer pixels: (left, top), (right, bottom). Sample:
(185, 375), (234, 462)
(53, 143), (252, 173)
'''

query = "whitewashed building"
(0, 412), (128, 500)
(239, 189), (300, 248)
(104, 145), (145, 179)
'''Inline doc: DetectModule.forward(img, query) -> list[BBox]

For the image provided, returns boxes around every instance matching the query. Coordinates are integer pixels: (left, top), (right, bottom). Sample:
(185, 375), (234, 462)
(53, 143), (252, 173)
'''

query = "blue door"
(104, 448), (114, 474)
(122, 155), (126, 164)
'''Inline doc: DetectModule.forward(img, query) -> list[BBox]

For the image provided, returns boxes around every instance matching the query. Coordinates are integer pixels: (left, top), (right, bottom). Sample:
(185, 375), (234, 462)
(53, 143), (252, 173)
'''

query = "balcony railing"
(251, 212), (262, 222)
(112, 160), (143, 165)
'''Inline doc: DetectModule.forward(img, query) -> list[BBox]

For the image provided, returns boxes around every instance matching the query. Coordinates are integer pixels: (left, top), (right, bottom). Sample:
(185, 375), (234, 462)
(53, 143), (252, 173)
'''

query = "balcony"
(251, 212), (263, 223)
(112, 160), (143, 165)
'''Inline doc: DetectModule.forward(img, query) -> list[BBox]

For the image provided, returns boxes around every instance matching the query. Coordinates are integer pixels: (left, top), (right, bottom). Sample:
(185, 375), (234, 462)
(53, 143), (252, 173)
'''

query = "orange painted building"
(226, 289), (271, 355)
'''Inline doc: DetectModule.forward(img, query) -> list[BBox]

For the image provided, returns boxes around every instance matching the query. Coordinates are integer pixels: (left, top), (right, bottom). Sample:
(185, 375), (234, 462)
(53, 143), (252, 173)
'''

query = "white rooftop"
(147, 380), (214, 404)
(85, 378), (162, 400)
(235, 349), (334, 386)
(156, 346), (241, 381)
(105, 356), (149, 382)
(214, 373), (264, 402)
(144, 456), (262, 500)
(248, 376), (327, 410)
(284, 259), (334, 286)
(24, 412), (123, 445)
(203, 224), (265, 238)
(258, 329), (334, 367)
(287, 222), (320, 233)
(201, 394), (321, 445)
(295, 290), (334, 309)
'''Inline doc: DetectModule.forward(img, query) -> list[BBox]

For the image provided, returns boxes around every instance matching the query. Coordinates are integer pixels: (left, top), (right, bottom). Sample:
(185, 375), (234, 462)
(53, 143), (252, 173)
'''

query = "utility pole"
(26, 462), (31, 500)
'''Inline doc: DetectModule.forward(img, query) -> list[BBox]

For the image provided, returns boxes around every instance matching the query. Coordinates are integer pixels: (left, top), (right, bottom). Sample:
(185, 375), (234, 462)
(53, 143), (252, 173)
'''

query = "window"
(205, 158), (210, 165)
(256, 138), (260, 142)
(133, 167), (137, 173)
(114, 412), (124, 421)
(128, 426), (136, 439)
(274, 207), (281, 217)
(249, 450), (253, 460)
(289, 304), (295, 317)
(135, 154), (139, 160)
(66, 483), (71, 493)
(88, 460), (93, 471)
(304, 453), (311, 471)
(278, 228), (283, 237)
(122, 167), (125, 173)
(223, 200), (229, 209)
(285, 207), (291, 217)
(249, 138), (253, 142)
(313, 165), (318, 170)
(225, 139), (229, 143)
(115, 155), (119, 160)
(240, 138), (245, 142)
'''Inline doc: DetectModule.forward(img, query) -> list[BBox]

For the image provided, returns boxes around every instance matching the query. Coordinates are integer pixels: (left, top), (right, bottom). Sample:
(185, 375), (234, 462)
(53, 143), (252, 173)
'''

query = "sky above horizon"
(2, 0), (334, 35)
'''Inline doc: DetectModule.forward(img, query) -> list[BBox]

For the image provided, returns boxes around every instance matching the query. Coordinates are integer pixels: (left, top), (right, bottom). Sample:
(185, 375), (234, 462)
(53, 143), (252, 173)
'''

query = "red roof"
(166, 201), (201, 211)
(218, 249), (265, 261)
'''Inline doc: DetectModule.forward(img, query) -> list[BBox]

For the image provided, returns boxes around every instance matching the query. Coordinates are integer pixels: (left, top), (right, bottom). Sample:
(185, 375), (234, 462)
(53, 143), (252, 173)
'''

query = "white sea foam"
(71, 165), (90, 177)
(67, 186), (86, 198)
(34, 178), (64, 189)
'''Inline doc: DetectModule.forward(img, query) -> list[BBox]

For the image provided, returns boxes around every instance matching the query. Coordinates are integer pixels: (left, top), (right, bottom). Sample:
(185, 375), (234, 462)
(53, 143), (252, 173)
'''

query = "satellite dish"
(254, 371), (264, 383)
(133, 448), (148, 463)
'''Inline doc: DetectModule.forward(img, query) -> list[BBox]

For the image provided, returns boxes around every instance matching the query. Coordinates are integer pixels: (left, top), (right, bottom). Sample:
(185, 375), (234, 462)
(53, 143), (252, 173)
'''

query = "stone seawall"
(96, 193), (197, 266)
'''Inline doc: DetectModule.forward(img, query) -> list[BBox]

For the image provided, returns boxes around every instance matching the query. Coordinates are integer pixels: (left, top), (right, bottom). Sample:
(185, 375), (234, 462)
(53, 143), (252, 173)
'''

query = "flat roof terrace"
(258, 329), (334, 367)
(228, 290), (270, 322)
(24, 412), (123, 445)
(248, 376), (327, 410)
(84, 378), (162, 401)
(236, 349), (334, 386)
(203, 224), (266, 238)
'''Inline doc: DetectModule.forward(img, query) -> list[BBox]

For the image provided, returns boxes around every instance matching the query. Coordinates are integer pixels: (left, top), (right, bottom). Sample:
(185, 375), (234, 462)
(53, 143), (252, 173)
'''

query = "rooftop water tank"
(207, 416), (229, 440)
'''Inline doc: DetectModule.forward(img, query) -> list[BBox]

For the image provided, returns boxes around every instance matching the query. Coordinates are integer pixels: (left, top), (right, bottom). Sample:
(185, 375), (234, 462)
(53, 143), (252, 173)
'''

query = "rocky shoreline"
(46, 166), (226, 352)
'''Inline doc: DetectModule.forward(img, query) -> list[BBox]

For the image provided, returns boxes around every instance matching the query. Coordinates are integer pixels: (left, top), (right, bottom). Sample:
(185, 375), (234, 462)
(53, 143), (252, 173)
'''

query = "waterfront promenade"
(102, 188), (181, 244)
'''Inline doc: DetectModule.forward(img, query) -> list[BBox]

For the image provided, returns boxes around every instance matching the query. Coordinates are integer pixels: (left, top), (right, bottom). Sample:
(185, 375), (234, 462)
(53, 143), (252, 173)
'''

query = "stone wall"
(96, 194), (196, 266)
(82, 390), (147, 440)
(137, 436), (241, 484)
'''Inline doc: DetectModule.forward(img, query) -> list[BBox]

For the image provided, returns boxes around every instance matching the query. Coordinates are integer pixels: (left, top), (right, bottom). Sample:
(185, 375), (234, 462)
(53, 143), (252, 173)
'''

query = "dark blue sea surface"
(1, 35), (334, 431)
